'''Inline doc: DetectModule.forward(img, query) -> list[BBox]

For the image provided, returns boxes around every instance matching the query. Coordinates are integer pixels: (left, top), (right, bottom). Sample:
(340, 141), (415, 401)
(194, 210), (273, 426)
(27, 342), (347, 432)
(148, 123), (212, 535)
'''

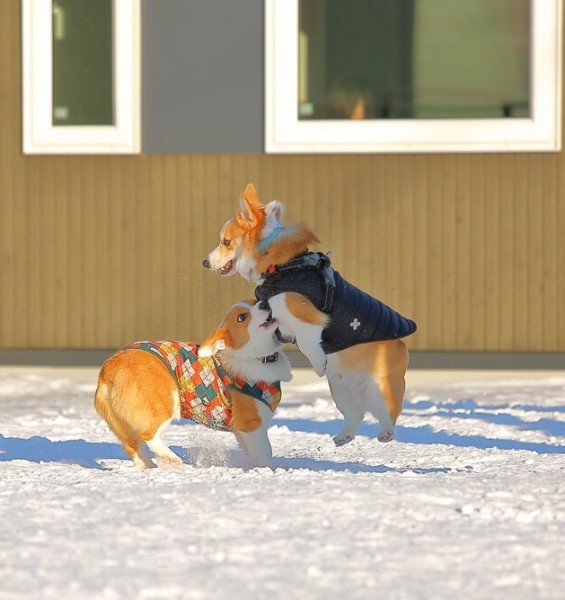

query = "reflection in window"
(52, 0), (114, 125)
(299, 0), (530, 120)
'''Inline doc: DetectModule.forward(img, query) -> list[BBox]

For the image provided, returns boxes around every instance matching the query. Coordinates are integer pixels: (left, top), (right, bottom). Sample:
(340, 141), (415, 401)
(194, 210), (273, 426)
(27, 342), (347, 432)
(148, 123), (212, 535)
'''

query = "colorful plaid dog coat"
(127, 341), (282, 432)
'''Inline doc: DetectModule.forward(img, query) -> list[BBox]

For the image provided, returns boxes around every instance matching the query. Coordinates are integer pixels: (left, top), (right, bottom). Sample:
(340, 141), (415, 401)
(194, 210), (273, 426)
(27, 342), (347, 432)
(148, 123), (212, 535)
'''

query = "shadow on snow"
(0, 433), (381, 473)
(0, 433), (452, 473)
(2, 392), (563, 470)
(271, 394), (565, 455)
(0, 434), (121, 470)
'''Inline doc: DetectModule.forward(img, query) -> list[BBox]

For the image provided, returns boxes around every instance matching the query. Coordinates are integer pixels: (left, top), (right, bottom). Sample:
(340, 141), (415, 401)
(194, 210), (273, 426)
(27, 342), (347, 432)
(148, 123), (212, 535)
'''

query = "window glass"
(52, 0), (114, 126)
(23, 0), (139, 154)
(299, 0), (530, 120)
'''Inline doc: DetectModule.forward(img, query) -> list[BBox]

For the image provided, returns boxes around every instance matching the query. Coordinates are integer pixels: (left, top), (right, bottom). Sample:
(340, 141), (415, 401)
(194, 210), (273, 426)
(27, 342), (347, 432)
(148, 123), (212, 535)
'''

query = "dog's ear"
(264, 200), (284, 223)
(242, 183), (261, 208)
(198, 329), (231, 357)
(236, 208), (256, 229)
(238, 183), (264, 228)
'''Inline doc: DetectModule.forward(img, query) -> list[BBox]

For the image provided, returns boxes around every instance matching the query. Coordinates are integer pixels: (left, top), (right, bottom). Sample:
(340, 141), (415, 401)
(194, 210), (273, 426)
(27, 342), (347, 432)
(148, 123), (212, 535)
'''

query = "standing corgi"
(94, 299), (291, 468)
(203, 184), (416, 446)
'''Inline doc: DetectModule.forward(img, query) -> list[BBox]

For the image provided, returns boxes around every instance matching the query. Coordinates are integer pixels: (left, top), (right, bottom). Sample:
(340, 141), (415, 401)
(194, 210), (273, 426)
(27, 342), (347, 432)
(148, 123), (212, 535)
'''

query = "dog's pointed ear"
(242, 183), (261, 207)
(264, 199), (284, 222)
(235, 208), (256, 229)
(198, 329), (231, 357)
(238, 183), (264, 228)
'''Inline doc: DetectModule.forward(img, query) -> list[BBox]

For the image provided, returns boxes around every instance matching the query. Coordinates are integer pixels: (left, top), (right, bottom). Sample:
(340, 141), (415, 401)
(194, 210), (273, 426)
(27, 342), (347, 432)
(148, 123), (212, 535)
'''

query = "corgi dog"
(202, 184), (417, 446)
(94, 299), (291, 469)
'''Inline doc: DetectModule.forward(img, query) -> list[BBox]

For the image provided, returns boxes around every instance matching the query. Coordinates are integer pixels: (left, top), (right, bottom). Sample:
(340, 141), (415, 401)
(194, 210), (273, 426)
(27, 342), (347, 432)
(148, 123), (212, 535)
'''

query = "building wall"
(0, 0), (563, 353)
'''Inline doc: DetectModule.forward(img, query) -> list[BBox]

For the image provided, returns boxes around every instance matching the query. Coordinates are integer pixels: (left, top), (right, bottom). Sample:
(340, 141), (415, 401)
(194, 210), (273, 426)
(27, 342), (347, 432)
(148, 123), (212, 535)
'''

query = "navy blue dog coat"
(255, 252), (417, 354)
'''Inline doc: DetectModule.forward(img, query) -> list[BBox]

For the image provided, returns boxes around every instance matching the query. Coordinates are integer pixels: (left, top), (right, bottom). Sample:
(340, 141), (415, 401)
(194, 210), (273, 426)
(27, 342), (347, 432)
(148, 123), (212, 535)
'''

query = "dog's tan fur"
(94, 300), (291, 468)
(284, 292), (329, 326)
(334, 341), (407, 424)
(203, 184), (411, 446)
(95, 350), (180, 464)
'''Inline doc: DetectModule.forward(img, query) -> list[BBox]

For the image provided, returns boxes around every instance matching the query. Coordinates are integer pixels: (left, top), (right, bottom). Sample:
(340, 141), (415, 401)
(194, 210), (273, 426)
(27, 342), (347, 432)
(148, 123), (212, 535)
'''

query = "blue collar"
(259, 223), (283, 252)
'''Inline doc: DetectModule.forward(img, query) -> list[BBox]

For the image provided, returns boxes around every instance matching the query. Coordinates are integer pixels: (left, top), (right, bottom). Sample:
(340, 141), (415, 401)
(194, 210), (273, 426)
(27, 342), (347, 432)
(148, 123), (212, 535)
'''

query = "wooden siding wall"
(1, 0), (564, 353)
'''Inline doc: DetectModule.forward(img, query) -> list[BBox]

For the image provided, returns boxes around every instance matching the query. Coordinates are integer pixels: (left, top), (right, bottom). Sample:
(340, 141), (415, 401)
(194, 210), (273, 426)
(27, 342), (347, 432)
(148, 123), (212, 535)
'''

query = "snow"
(1, 366), (564, 600)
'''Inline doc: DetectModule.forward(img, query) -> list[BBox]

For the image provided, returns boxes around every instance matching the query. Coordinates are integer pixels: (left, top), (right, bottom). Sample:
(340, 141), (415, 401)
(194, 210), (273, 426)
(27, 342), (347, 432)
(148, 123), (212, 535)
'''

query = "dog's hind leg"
(142, 391), (183, 465)
(329, 341), (407, 444)
(94, 382), (156, 469)
(98, 409), (156, 468)
(144, 420), (183, 465)
(374, 340), (407, 442)
(326, 371), (365, 446)
(336, 372), (395, 444)
(113, 425), (156, 469)
(111, 422), (156, 469)
(368, 378), (396, 442)
(375, 374), (405, 442)
(129, 443), (157, 469)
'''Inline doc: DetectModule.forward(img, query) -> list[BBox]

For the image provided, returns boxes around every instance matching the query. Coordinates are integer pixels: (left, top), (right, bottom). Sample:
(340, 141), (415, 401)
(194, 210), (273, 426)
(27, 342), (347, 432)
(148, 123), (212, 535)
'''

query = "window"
(22, 0), (140, 154)
(265, 0), (562, 153)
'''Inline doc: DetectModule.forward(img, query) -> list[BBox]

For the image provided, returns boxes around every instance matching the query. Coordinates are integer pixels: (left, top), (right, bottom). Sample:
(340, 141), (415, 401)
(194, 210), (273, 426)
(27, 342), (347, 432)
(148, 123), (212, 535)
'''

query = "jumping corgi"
(202, 184), (417, 446)
(94, 299), (292, 468)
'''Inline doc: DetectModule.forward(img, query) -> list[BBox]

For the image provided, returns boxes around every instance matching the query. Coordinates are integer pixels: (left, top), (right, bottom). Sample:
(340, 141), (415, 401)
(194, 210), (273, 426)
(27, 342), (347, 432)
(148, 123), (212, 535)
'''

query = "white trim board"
(265, 0), (562, 154)
(22, 0), (141, 155)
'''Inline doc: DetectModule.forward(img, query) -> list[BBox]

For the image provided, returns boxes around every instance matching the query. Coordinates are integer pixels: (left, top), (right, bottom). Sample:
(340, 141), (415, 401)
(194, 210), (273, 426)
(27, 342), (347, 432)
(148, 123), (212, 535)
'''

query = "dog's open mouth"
(261, 312), (278, 329)
(219, 260), (234, 276)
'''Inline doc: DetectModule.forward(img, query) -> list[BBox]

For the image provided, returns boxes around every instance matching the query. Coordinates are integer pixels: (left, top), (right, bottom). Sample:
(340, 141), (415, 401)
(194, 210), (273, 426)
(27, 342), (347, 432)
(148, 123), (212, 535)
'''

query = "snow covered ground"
(1, 365), (564, 600)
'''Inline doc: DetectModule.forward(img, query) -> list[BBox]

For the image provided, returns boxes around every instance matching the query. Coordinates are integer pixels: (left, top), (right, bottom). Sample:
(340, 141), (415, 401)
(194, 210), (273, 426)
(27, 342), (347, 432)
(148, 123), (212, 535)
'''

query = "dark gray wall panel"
(142, 0), (264, 153)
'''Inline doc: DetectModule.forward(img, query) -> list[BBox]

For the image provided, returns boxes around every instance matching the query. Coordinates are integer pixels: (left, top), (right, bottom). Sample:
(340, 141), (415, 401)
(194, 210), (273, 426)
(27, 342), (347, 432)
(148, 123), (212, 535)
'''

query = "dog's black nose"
(202, 258), (210, 269)
(258, 300), (270, 311)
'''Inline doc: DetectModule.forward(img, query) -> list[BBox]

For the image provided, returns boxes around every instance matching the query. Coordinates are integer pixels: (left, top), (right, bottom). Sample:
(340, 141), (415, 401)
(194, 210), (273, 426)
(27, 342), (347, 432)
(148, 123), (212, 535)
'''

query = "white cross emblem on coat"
(350, 318), (361, 331)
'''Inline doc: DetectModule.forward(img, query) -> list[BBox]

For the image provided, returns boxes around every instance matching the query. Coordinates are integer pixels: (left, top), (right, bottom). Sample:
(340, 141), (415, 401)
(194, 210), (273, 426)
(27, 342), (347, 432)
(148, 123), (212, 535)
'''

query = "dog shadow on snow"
(271, 396), (565, 456)
(0, 432), (423, 473)
(0, 434), (124, 470)
(0, 432), (403, 473)
(2, 394), (563, 470)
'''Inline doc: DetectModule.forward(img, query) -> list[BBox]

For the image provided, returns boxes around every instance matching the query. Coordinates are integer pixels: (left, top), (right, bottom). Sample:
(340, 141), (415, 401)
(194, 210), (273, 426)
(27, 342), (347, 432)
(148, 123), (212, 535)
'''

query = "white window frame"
(22, 0), (141, 154)
(265, 0), (562, 154)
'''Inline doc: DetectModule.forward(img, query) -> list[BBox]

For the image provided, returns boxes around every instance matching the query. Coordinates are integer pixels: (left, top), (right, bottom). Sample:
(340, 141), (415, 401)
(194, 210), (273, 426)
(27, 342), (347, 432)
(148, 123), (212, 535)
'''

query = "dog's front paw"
(333, 434), (354, 447)
(312, 358), (327, 377)
(378, 429), (395, 443)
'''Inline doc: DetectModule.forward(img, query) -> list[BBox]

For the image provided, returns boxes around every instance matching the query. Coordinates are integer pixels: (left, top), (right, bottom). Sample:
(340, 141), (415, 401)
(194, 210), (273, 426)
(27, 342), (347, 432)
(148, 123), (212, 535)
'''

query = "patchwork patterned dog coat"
(127, 341), (282, 431)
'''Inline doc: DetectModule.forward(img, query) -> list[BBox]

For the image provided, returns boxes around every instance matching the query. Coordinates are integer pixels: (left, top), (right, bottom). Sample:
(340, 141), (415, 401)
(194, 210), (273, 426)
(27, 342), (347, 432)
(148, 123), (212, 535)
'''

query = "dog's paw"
(157, 454), (183, 466)
(377, 429), (395, 443)
(333, 434), (354, 447)
(312, 359), (327, 377)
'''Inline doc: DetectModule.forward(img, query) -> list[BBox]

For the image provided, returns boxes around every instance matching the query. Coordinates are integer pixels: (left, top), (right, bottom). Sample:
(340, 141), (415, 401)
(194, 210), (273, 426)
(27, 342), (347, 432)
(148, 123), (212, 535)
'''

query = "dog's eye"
(222, 238), (231, 247)
(237, 313), (247, 323)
